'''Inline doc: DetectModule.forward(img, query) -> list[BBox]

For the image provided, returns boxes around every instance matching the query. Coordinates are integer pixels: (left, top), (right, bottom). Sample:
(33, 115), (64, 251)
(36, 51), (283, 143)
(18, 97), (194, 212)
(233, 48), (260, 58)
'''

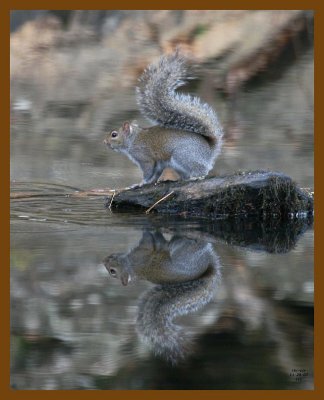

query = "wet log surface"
(106, 170), (314, 220)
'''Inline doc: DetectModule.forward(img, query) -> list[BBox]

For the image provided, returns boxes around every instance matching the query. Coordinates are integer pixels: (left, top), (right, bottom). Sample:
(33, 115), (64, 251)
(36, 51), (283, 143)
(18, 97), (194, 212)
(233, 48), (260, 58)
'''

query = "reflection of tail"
(136, 262), (221, 364)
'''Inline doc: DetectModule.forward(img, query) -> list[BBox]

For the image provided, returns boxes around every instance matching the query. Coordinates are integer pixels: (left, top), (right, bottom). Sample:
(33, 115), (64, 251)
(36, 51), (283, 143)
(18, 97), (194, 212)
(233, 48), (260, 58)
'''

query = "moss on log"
(105, 170), (313, 220)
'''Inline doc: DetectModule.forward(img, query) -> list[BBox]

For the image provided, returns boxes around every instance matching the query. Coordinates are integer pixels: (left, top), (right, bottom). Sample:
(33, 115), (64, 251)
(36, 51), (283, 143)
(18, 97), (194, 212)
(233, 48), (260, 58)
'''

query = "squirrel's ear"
(122, 121), (131, 134)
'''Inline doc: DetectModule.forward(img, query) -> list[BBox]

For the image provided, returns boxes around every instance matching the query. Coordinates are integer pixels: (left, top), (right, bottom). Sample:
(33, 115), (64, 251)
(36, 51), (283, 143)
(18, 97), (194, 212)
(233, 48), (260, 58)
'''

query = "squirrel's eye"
(111, 131), (118, 138)
(110, 268), (117, 276)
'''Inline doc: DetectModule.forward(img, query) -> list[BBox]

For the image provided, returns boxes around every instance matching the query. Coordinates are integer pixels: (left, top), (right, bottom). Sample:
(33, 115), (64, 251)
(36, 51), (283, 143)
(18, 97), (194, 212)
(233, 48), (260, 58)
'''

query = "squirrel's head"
(104, 121), (138, 151)
(102, 253), (134, 286)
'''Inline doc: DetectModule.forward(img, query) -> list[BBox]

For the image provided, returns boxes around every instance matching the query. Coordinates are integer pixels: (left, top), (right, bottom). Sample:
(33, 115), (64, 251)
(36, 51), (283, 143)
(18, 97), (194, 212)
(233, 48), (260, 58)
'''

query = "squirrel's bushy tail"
(136, 264), (221, 364)
(136, 51), (223, 147)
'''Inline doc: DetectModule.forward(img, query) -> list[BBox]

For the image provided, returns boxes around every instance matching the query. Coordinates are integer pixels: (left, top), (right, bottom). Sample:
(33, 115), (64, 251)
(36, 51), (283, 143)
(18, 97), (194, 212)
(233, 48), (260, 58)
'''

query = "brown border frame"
(3, 2), (320, 399)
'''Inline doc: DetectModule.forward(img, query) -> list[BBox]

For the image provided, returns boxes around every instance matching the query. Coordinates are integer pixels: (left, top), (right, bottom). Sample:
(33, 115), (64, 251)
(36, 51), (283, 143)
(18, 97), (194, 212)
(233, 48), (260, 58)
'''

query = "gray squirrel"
(103, 231), (221, 363)
(104, 51), (223, 184)
(104, 231), (220, 285)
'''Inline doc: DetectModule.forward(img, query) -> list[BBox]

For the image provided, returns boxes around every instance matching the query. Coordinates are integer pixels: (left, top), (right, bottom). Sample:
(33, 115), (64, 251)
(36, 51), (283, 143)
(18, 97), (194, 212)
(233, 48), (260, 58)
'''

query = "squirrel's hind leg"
(172, 161), (209, 181)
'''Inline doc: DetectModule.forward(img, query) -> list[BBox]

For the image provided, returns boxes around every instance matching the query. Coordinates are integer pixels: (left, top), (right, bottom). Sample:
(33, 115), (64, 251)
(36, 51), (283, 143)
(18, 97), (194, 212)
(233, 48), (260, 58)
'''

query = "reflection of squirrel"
(103, 231), (221, 363)
(104, 51), (223, 184)
(103, 231), (220, 285)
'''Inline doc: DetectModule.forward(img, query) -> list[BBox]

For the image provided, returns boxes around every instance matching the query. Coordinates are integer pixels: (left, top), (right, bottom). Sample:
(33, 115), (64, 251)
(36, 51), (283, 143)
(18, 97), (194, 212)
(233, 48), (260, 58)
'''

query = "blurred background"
(10, 9), (314, 188)
(10, 10), (314, 390)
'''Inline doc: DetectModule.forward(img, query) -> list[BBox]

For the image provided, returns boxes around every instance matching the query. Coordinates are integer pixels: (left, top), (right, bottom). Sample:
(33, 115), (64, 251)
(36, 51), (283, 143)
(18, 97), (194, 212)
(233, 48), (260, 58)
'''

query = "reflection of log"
(106, 171), (313, 220)
(170, 218), (313, 254)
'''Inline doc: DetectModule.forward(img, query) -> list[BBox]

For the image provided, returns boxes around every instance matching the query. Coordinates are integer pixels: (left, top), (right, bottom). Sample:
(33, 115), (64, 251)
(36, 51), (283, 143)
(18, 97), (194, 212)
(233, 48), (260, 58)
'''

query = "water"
(10, 46), (313, 389)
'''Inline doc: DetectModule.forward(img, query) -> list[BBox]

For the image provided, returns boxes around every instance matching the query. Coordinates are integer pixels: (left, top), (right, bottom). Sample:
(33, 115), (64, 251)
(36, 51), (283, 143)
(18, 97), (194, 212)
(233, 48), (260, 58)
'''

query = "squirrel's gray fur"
(104, 51), (223, 184)
(104, 231), (222, 363)
(136, 51), (223, 152)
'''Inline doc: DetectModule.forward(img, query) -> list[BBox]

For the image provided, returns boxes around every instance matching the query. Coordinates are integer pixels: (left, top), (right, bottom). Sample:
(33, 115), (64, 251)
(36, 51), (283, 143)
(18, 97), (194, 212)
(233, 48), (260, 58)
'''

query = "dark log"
(105, 170), (313, 220)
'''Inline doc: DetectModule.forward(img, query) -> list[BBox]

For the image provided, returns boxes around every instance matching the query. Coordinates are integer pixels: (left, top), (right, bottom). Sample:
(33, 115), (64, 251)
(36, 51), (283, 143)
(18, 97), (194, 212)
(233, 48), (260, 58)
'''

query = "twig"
(145, 191), (174, 214)
(108, 190), (117, 210)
